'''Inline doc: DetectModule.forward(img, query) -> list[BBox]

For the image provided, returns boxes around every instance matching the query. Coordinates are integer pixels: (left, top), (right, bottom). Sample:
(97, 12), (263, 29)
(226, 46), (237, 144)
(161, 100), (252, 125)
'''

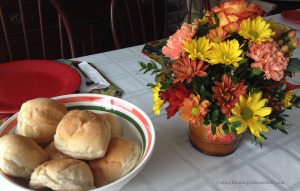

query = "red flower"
(160, 83), (194, 119)
(212, 74), (247, 118)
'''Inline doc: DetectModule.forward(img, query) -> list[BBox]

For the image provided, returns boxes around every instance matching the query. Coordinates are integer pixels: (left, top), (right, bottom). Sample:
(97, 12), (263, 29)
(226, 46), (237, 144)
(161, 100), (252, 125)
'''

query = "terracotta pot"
(189, 122), (242, 156)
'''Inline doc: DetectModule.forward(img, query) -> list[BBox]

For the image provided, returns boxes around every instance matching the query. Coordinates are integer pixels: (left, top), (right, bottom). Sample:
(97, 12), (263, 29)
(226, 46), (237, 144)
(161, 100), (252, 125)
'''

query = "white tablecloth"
(2, 13), (300, 191)
(69, 13), (300, 191)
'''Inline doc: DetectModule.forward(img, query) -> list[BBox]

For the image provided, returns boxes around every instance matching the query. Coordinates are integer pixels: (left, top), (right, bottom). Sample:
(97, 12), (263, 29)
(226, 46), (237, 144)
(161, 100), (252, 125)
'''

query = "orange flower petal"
(217, 12), (230, 27)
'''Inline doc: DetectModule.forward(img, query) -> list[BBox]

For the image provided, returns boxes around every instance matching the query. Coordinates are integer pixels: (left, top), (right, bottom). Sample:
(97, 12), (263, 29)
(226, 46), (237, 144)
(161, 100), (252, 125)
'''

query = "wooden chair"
(0, 0), (75, 64)
(110, 0), (210, 49)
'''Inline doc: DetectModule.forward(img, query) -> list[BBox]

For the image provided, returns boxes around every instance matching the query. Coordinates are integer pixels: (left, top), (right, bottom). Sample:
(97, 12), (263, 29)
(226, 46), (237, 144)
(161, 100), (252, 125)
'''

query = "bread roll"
(30, 159), (95, 191)
(44, 141), (73, 160)
(99, 113), (123, 137)
(15, 98), (67, 145)
(54, 110), (111, 160)
(0, 134), (48, 179)
(88, 137), (141, 187)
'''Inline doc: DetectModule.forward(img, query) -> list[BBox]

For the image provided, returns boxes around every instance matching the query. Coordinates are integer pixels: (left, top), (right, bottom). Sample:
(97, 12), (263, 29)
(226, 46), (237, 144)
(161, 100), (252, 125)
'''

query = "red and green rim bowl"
(0, 94), (156, 191)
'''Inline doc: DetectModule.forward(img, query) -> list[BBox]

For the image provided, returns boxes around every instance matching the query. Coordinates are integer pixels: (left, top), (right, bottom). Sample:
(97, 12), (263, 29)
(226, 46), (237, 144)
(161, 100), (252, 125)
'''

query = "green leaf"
(275, 121), (290, 134)
(212, 110), (219, 122)
(161, 63), (171, 73)
(155, 75), (159, 82)
(239, 58), (248, 64)
(151, 70), (158, 75)
(199, 85), (212, 98)
(231, 76), (239, 84)
(251, 88), (261, 94)
(280, 83), (286, 91)
(251, 67), (263, 75)
(138, 61), (146, 67)
(231, 127), (237, 135)
(211, 123), (216, 135)
(282, 124), (292, 129)
(150, 61), (158, 69)
(143, 68), (151, 74)
(229, 120), (241, 128)
(146, 83), (156, 87)
(206, 112), (210, 121)
(279, 114), (289, 118)
(286, 58), (300, 73)
(223, 123), (229, 135)
(275, 121), (283, 129)
(258, 134), (266, 142)
(203, 120), (210, 126)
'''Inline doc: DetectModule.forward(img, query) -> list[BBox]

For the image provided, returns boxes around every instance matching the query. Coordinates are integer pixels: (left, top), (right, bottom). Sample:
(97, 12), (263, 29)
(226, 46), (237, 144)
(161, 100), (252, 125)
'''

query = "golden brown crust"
(99, 113), (123, 137)
(0, 134), (48, 179)
(15, 98), (67, 145)
(29, 159), (95, 191)
(44, 141), (73, 160)
(54, 110), (111, 160)
(88, 137), (141, 187)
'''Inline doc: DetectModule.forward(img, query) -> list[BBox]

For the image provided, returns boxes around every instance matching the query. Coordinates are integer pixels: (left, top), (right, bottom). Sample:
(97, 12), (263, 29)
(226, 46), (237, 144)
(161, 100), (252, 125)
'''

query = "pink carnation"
(246, 41), (289, 81)
(162, 23), (196, 60)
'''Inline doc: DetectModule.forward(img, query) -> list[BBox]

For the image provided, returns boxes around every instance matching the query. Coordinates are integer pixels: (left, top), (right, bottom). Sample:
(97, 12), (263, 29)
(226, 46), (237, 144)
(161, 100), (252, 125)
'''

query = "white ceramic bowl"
(0, 94), (155, 191)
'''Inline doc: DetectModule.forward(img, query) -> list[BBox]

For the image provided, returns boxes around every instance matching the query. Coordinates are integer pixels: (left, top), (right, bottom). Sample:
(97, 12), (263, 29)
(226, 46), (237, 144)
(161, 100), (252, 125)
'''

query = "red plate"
(281, 10), (300, 24)
(0, 60), (81, 114)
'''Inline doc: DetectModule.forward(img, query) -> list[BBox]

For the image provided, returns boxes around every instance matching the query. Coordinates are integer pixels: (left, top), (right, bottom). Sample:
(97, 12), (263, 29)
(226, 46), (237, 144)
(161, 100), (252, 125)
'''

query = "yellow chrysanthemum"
(239, 16), (274, 44)
(183, 36), (212, 61)
(267, 18), (290, 33)
(229, 92), (272, 138)
(152, 83), (164, 115)
(207, 39), (243, 67)
(283, 90), (293, 108)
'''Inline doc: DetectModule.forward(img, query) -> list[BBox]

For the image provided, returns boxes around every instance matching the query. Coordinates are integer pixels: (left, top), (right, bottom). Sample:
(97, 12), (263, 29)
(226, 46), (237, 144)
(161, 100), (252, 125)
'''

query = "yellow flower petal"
(236, 122), (248, 134)
(251, 99), (267, 110)
(207, 39), (243, 66)
(250, 91), (263, 106)
(229, 116), (240, 122)
(231, 92), (272, 138)
(239, 16), (274, 44)
(254, 107), (272, 116)
(247, 120), (261, 138)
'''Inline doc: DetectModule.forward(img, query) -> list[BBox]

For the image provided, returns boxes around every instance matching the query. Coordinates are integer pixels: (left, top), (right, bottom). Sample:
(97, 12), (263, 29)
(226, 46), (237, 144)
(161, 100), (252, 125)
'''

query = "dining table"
(1, 12), (300, 191)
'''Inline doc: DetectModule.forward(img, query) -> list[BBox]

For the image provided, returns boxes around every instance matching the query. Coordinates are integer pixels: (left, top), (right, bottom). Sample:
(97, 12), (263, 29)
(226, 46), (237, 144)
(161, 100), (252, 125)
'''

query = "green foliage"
(211, 123), (216, 135)
(286, 58), (300, 73)
(139, 61), (159, 74)
(195, 26), (211, 37)
(251, 67), (263, 76)
(222, 123), (229, 135)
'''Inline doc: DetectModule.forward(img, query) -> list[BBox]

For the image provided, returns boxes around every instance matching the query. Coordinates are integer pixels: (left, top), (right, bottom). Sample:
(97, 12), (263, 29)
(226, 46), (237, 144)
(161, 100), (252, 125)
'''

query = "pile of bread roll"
(0, 98), (141, 191)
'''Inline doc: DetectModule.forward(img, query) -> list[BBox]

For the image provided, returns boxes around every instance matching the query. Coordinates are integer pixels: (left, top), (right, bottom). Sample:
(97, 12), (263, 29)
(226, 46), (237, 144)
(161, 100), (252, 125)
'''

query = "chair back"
(0, 0), (75, 63)
(110, 0), (210, 49)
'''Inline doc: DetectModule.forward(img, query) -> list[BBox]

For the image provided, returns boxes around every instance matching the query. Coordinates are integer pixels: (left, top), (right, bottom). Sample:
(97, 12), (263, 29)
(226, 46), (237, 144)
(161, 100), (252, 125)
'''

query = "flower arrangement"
(139, 0), (300, 145)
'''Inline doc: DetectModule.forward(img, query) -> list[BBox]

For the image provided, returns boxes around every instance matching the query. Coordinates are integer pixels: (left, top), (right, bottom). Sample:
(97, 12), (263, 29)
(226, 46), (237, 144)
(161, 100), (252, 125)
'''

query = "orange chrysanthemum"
(171, 55), (209, 83)
(212, 74), (247, 119)
(179, 94), (211, 125)
(206, 27), (231, 43)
